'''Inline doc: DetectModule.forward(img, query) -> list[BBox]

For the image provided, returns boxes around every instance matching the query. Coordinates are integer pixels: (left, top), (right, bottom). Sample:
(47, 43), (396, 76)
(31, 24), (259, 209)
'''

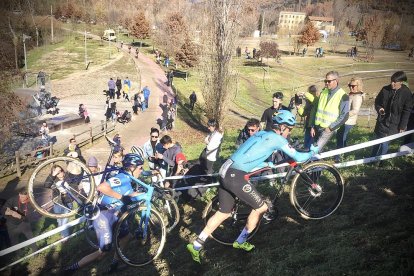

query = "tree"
(259, 40), (279, 62)
(355, 11), (386, 59)
(200, 0), (244, 124)
(129, 11), (150, 39)
(175, 36), (199, 67)
(298, 20), (320, 47)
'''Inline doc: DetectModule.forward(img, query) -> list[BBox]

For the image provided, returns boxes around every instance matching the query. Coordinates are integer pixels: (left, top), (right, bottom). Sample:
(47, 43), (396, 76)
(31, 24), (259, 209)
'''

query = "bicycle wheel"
(83, 220), (99, 249)
(152, 193), (180, 233)
(28, 156), (95, 219)
(203, 196), (259, 246)
(290, 161), (344, 219)
(115, 206), (166, 267)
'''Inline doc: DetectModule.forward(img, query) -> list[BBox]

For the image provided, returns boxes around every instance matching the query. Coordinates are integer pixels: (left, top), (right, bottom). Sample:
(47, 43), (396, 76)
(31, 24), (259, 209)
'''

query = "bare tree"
(356, 10), (386, 60)
(200, 0), (244, 124)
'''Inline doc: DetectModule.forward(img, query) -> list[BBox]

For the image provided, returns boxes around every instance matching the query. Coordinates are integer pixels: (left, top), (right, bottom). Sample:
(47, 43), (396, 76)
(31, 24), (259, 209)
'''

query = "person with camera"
(1, 188), (38, 251)
(295, 85), (320, 150)
(371, 71), (413, 157)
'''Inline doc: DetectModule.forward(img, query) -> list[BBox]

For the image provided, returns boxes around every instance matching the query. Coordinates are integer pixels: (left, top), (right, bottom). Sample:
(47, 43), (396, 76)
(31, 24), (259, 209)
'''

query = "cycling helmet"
(122, 153), (144, 168)
(272, 110), (296, 127)
(130, 146), (145, 159)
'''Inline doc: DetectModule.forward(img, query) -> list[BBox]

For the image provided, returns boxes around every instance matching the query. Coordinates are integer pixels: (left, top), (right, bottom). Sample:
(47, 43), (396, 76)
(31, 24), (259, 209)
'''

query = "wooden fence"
(1, 120), (116, 178)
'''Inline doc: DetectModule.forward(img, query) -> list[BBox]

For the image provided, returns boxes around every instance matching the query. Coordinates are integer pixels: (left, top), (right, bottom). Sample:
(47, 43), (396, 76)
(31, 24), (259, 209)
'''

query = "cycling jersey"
(229, 130), (313, 173)
(97, 171), (135, 210)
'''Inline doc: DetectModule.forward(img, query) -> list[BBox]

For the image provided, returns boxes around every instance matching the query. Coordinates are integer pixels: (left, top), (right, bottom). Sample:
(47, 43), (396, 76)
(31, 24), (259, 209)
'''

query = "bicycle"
(28, 138), (167, 266)
(203, 159), (344, 245)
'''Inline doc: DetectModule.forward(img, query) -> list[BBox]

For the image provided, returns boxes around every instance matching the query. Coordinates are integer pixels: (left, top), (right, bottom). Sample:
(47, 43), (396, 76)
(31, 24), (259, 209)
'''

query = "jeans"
(336, 124), (354, 149)
(371, 136), (390, 157)
(53, 204), (72, 238)
(303, 127), (314, 150)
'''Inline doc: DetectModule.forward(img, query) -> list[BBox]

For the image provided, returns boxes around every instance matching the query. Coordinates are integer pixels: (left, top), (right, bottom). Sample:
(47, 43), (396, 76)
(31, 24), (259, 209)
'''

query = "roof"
(308, 16), (334, 22)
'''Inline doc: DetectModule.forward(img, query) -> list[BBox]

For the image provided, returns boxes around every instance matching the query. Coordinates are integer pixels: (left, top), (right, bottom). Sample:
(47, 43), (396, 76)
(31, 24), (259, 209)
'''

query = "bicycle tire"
(290, 161), (344, 220)
(83, 220), (99, 249)
(28, 156), (95, 219)
(152, 193), (180, 233)
(203, 196), (259, 246)
(115, 207), (166, 267)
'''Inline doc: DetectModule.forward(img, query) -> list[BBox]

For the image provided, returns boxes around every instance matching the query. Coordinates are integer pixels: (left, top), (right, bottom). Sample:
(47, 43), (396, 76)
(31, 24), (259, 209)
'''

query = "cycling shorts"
(218, 167), (265, 213)
(92, 209), (128, 251)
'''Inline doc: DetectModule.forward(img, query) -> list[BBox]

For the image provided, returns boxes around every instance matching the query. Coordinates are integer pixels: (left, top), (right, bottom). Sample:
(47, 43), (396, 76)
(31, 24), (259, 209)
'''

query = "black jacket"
(374, 84), (413, 136)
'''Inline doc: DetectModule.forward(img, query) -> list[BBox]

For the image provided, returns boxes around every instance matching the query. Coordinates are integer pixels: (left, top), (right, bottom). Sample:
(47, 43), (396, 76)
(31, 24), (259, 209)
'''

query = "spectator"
(167, 71), (174, 87)
(0, 204), (10, 249)
(236, 46), (241, 57)
(113, 133), (123, 153)
(409, 47), (414, 61)
(163, 92), (169, 105)
(199, 119), (223, 175)
(167, 104), (176, 130)
(161, 103), (169, 131)
(165, 55), (170, 67)
(107, 78), (116, 100)
(319, 47), (324, 57)
(122, 82), (130, 102)
(124, 77), (131, 90)
(245, 47), (250, 59)
(139, 91), (146, 111)
(115, 77), (122, 99)
(142, 86), (151, 109)
(335, 78), (365, 162)
(315, 48), (320, 58)
(311, 71), (349, 152)
(1, 188), (38, 251)
(79, 104), (90, 123)
(37, 69), (46, 86)
(403, 93), (414, 145)
(142, 127), (165, 170)
(79, 156), (103, 195)
(189, 91), (197, 111)
(135, 47), (139, 59)
(39, 122), (50, 146)
(296, 85), (320, 150)
(252, 48), (257, 59)
(235, 118), (260, 147)
(260, 91), (289, 131)
(44, 165), (73, 240)
(132, 93), (141, 114)
(104, 97), (112, 121)
(302, 47), (307, 57)
(64, 138), (86, 163)
(156, 135), (187, 180)
(371, 71), (413, 157)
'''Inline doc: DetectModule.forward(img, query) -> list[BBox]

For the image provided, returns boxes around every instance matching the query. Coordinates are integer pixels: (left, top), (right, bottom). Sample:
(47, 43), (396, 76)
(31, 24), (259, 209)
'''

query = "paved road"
(0, 46), (175, 197)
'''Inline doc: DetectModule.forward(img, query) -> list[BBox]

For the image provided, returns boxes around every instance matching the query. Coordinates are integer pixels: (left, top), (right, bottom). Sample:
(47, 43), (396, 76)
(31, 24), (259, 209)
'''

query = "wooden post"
(101, 120), (104, 132)
(368, 107), (371, 128)
(105, 121), (108, 134)
(90, 127), (93, 144)
(49, 142), (54, 156)
(15, 151), (21, 177)
(185, 72), (188, 82)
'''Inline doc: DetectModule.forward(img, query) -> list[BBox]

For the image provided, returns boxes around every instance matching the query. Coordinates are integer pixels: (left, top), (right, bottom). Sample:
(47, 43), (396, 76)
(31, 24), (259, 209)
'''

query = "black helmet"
(122, 153), (144, 168)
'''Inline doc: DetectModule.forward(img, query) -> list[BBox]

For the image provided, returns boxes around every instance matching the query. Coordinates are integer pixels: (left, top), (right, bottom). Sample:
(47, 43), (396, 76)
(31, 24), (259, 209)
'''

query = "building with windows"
(278, 11), (306, 31)
(308, 16), (335, 33)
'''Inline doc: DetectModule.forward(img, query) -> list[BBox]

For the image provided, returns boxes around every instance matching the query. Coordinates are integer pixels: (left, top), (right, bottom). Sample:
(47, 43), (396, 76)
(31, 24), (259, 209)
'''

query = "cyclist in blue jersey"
(63, 153), (144, 274)
(187, 110), (319, 263)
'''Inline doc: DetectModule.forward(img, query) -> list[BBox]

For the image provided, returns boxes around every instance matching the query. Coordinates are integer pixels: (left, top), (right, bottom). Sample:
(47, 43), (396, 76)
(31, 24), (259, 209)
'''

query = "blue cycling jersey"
(97, 171), (135, 209)
(230, 130), (313, 172)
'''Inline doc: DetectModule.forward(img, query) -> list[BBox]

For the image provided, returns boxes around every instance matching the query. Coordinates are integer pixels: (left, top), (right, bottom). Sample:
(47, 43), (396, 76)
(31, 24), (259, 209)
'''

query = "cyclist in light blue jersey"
(187, 110), (319, 263)
(64, 153), (144, 274)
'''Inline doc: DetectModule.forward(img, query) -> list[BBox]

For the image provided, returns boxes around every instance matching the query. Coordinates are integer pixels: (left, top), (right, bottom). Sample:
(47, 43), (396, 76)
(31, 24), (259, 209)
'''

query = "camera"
(294, 94), (303, 105)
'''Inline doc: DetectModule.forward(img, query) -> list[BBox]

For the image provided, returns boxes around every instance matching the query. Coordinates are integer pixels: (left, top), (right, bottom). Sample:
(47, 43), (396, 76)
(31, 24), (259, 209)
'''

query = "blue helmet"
(272, 110), (296, 127)
(122, 153), (144, 168)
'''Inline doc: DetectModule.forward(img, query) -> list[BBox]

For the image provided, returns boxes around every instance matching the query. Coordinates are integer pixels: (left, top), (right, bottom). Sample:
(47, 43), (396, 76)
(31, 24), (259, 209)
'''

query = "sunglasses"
(247, 128), (257, 132)
(151, 135), (159, 138)
(324, 79), (336, 84)
(348, 84), (357, 88)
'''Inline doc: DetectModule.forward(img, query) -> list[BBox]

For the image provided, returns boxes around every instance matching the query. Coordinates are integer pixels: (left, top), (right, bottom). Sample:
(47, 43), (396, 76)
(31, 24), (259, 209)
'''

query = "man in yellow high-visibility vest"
(310, 71), (350, 152)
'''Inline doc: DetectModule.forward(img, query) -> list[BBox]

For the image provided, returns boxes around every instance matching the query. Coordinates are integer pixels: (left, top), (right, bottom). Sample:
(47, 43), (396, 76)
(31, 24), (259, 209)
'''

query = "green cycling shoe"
(186, 244), (201, 264)
(233, 241), (255, 251)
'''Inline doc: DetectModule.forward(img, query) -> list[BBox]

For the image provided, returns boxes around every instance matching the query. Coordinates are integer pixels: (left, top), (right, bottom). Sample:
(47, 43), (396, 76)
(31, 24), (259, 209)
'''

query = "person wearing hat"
(260, 91), (290, 131)
(79, 156), (103, 195)
(63, 138), (86, 163)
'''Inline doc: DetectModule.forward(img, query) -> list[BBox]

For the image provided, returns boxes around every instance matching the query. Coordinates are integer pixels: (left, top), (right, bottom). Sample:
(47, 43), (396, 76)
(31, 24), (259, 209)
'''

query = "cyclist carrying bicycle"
(187, 110), (319, 263)
(63, 153), (145, 274)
